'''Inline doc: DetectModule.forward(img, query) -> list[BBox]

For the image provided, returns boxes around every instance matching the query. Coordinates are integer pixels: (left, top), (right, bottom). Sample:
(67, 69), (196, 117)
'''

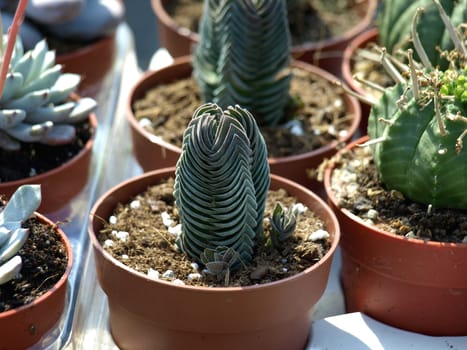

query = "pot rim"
(0, 111), (97, 189)
(55, 33), (116, 61)
(0, 212), (73, 318)
(89, 167), (341, 292)
(324, 135), (467, 250)
(126, 55), (361, 163)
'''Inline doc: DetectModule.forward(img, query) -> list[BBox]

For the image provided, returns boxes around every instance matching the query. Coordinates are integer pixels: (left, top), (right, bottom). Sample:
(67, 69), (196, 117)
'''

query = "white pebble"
(103, 239), (114, 248)
(292, 202), (307, 214)
(405, 231), (417, 239)
(463, 236), (467, 243)
(114, 231), (129, 242)
(147, 268), (160, 280)
(138, 118), (152, 128)
(173, 279), (185, 286)
(187, 273), (202, 281)
(130, 200), (141, 209)
(308, 229), (330, 241)
(161, 211), (174, 227)
(162, 270), (175, 280)
(282, 267), (288, 272)
(280, 258), (288, 264)
(191, 262), (200, 271)
(109, 216), (117, 225)
(365, 209), (379, 220)
(121, 254), (129, 260)
(168, 224), (182, 236)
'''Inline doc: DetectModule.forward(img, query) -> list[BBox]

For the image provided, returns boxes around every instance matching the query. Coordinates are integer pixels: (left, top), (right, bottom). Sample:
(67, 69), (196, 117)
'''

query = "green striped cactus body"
(193, 0), (291, 126)
(378, 0), (466, 68)
(174, 103), (270, 264)
(368, 67), (467, 209)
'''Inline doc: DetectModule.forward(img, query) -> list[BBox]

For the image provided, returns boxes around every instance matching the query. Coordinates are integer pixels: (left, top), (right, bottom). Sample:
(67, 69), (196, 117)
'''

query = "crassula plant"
(365, 0), (467, 209)
(0, 0), (97, 151)
(192, 0), (292, 126)
(174, 103), (299, 282)
(0, 184), (41, 285)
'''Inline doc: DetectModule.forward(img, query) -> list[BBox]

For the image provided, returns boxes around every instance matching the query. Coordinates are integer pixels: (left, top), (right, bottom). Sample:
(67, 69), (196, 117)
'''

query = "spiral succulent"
(0, 185), (41, 285)
(0, 35), (97, 151)
(378, 0), (466, 69)
(368, 1), (467, 209)
(193, 0), (292, 126)
(174, 103), (270, 264)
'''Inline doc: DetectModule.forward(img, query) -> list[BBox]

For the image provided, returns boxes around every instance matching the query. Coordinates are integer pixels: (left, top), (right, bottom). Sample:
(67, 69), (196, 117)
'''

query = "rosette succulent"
(368, 0), (467, 209)
(0, 184), (41, 285)
(378, 0), (466, 69)
(0, 34), (97, 151)
(174, 103), (270, 265)
(193, 0), (292, 126)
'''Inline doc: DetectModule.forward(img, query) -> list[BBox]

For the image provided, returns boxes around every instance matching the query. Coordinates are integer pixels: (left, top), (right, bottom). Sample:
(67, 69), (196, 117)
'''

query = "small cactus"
(378, 0), (466, 69)
(193, 0), (292, 126)
(0, 184), (41, 285)
(368, 0), (467, 209)
(269, 202), (298, 249)
(174, 103), (270, 265)
(200, 246), (240, 285)
(0, 35), (97, 151)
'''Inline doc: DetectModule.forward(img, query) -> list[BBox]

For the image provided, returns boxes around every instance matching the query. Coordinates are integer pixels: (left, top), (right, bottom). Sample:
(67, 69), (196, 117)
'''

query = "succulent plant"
(0, 33), (97, 151)
(0, 184), (41, 285)
(192, 0), (292, 126)
(269, 202), (298, 249)
(174, 103), (270, 265)
(367, 0), (467, 209)
(200, 246), (240, 285)
(378, 0), (466, 69)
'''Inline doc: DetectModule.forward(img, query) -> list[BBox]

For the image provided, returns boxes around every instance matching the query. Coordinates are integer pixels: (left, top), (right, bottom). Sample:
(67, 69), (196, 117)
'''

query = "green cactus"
(368, 2), (467, 209)
(0, 184), (41, 285)
(378, 0), (466, 69)
(269, 202), (298, 249)
(0, 35), (97, 151)
(192, 0), (292, 126)
(174, 103), (270, 264)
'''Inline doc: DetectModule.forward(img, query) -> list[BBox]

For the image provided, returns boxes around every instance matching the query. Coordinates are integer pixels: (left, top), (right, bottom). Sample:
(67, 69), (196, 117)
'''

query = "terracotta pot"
(0, 112), (97, 214)
(323, 136), (467, 336)
(88, 167), (340, 350)
(341, 28), (378, 134)
(0, 212), (73, 350)
(56, 34), (116, 98)
(151, 0), (378, 77)
(126, 56), (361, 196)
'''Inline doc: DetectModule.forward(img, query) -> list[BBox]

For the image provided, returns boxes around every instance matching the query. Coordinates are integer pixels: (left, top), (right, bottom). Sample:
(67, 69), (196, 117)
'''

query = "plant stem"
(0, 0), (28, 98)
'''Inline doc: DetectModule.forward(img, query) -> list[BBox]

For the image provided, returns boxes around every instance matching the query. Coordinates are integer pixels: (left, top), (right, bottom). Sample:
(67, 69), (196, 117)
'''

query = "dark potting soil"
(166, 0), (364, 47)
(132, 67), (354, 159)
(326, 145), (467, 243)
(0, 217), (69, 312)
(97, 177), (333, 288)
(0, 119), (93, 182)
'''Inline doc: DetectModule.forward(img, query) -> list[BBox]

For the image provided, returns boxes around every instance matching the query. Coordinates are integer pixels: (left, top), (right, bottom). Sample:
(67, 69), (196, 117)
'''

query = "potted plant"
(0, 0), (125, 97)
(0, 184), (73, 349)
(0, 0), (98, 213)
(323, 1), (467, 335)
(151, 0), (377, 75)
(341, 0), (466, 130)
(89, 103), (340, 349)
(128, 0), (361, 195)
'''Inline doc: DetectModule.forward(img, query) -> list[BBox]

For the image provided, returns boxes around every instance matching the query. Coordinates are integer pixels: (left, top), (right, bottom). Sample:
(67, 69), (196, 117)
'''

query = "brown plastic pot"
(0, 212), (73, 350)
(323, 136), (467, 336)
(88, 167), (340, 350)
(126, 56), (361, 196)
(0, 112), (97, 214)
(151, 0), (378, 77)
(56, 34), (116, 98)
(341, 28), (378, 134)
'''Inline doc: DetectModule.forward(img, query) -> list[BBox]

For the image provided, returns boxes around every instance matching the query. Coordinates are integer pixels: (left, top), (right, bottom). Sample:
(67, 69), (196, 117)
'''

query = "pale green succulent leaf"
(66, 97), (97, 123)
(48, 74), (81, 104)
(40, 124), (76, 145)
(0, 130), (21, 150)
(0, 255), (22, 285)
(12, 51), (33, 83)
(25, 39), (49, 84)
(25, 102), (75, 124)
(0, 109), (26, 129)
(4, 121), (53, 142)
(0, 73), (24, 102)
(0, 228), (29, 264)
(0, 184), (41, 227)
(4, 89), (50, 112)
(22, 64), (62, 95)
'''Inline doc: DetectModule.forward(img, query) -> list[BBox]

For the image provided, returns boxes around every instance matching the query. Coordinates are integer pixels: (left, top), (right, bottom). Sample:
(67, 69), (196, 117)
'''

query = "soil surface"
(132, 67), (354, 158)
(0, 119), (93, 182)
(97, 177), (333, 288)
(166, 0), (364, 47)
(0, 217), (69, 312)
(327, 145), (467, 243)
